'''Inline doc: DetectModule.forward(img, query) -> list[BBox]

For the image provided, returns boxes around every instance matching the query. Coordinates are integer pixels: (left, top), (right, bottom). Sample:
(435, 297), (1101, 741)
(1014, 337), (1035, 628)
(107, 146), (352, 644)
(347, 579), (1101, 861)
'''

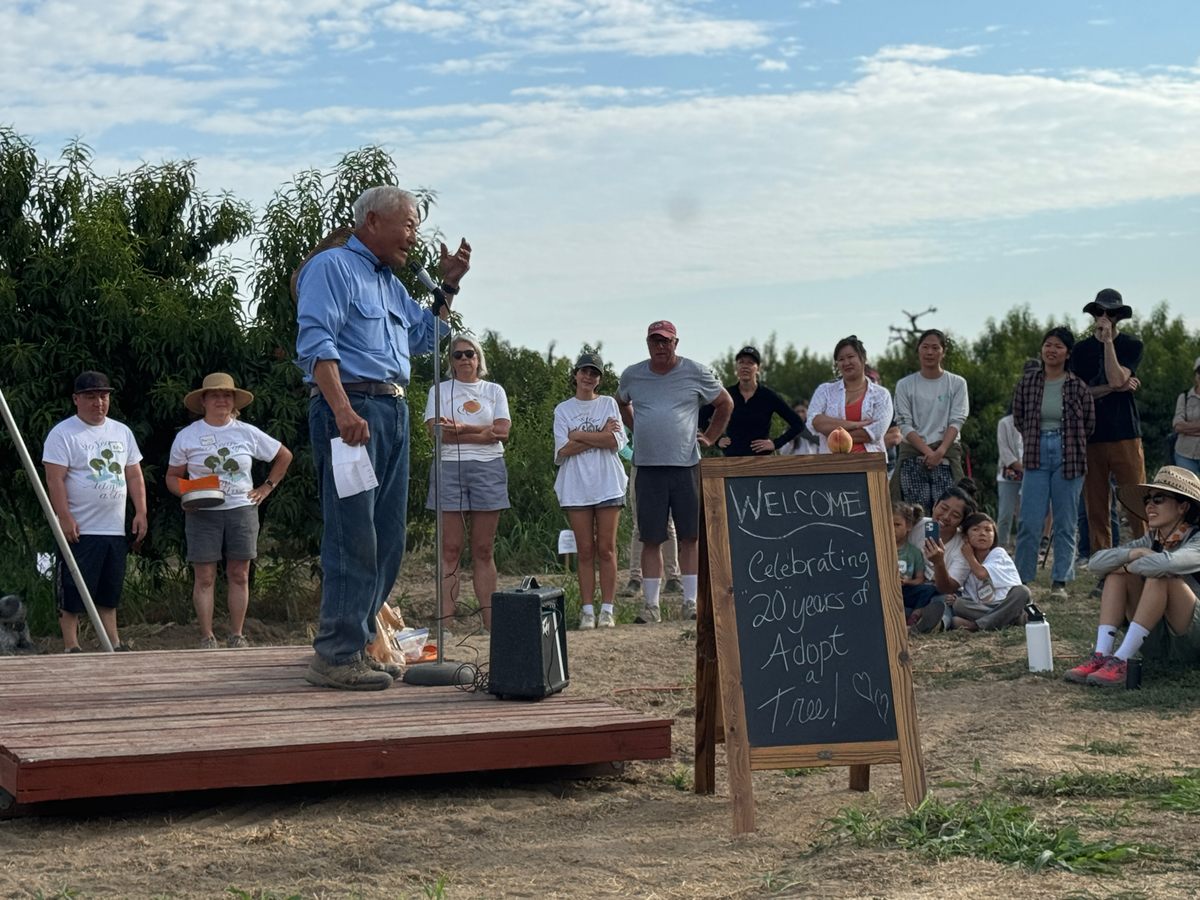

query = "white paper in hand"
(331, 438), (378, 498)
(557, 529), (578, 555)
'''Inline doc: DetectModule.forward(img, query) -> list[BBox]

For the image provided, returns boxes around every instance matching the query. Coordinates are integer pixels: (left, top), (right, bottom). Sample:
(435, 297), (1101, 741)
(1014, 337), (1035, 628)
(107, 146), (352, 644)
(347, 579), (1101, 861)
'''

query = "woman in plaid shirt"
(1012, 327), (1096, 591)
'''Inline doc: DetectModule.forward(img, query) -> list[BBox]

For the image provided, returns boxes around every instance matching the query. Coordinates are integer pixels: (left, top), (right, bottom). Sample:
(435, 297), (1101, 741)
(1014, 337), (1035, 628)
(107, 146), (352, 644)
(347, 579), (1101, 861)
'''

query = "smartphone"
(925, 520), (939, 542)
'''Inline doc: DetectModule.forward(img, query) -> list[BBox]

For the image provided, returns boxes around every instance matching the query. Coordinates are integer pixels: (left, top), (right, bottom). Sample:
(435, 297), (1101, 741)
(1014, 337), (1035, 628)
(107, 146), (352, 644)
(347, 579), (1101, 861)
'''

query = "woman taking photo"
(809, 335), (893, 454)
(553, 353), (628, 628)
(166, 373), (293, 649)
(424, 334), (511, 632)
(1066, 467), (1200, 687)
(1011, 327), (1095, 594)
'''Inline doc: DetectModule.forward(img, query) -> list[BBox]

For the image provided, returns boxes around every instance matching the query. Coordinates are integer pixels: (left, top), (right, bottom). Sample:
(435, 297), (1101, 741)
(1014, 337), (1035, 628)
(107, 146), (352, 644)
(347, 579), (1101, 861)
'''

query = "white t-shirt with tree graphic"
(42, 416), (143, 536)
(169, 419), (282, 510)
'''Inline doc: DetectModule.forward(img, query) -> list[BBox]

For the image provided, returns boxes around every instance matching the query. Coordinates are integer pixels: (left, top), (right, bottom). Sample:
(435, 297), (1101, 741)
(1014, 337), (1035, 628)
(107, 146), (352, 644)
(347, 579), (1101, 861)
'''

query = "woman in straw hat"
(166, 373), (293, 649)
(1064, 466), (1200, 687)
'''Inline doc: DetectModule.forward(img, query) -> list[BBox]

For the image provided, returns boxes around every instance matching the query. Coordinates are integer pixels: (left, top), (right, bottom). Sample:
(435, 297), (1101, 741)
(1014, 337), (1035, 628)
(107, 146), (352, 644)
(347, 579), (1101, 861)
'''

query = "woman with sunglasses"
(424, 334), (511, 632)
(1011, 326), (1095, 593)
(1065, 466), (1200, 687)
(553, 353), (628, 628)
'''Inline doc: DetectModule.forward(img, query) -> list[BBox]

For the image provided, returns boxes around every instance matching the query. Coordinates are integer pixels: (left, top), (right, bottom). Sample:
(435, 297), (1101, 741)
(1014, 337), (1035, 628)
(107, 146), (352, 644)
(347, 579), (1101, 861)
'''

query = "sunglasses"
(451, 349), (476, 360)
(1143, 492), (1174, 506)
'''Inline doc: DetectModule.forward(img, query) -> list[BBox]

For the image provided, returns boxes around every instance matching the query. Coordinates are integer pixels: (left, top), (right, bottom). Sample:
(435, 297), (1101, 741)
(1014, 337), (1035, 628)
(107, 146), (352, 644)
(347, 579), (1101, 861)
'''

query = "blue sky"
(4, 0), (1200, 379)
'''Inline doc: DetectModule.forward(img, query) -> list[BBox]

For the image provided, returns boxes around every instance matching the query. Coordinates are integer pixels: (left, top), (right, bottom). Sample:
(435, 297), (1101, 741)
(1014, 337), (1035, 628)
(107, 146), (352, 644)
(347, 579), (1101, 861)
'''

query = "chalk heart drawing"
(462, 399), (482, 414)
(852, 672), (890, 724)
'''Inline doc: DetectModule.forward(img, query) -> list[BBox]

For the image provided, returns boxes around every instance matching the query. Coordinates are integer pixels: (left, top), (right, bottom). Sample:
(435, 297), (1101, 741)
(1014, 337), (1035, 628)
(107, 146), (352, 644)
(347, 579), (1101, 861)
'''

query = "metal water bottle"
(1025, 602), (1053, 672)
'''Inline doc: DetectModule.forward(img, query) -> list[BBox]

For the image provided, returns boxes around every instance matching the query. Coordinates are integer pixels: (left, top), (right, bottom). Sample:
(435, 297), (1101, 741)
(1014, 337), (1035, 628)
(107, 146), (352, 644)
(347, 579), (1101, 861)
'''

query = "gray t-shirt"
(895, 370), (969, 445)
(618, 357), (723, 467)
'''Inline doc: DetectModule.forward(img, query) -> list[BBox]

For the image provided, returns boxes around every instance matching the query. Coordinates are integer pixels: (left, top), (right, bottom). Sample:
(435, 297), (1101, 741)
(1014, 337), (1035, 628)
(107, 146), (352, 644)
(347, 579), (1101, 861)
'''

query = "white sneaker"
(598, 609), (616, 628)
(579, 610), (596, 629)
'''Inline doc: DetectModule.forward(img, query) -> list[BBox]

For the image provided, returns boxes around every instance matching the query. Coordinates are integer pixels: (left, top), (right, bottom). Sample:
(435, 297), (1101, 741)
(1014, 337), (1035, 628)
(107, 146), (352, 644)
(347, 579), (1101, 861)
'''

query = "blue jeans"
(309, 393), (411, 664)
(1175, 452), (1200, 476)
(1016, 431), (1083, 584)
(996, 479), (1020, 546)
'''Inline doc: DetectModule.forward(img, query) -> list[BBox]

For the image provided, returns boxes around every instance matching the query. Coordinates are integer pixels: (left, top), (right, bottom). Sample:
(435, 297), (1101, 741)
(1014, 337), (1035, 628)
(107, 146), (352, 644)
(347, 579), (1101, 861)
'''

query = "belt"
(310, 381), (405, 399)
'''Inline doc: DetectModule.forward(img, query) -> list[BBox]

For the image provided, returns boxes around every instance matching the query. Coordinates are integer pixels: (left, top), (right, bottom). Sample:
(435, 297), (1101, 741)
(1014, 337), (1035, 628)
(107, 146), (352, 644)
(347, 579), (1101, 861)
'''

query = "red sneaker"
(1063, 652), (1107, 685)
(1086, 656), (1127, 688)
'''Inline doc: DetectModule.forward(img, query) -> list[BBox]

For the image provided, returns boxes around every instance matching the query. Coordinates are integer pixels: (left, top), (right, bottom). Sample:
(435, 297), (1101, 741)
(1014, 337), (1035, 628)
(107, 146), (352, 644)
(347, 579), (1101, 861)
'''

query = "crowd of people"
(42, 185), (1200, 695)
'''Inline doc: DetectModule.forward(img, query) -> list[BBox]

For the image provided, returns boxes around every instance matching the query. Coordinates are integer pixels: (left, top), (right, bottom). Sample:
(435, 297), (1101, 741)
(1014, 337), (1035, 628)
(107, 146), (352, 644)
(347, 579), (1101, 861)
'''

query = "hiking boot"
(664, 578), (684, 595)
(198, 635), (219, 650)
(681, 599), (697, 620)
(579, 610), (596, 630)
(912, 599), (946, 634)
(1064, 652), (1108, 685)
(619, 578), (642, 597)
(226, 634), (250, 649)
(1086, 656), (1127, 688)
(113, 642), (133, 652)
(634, 603), (662, 624)
(1048, 581), (1068, 599)
(305, 656), (392, 691)
(597, 609), (616, 628)
(363, 655), (405, 679)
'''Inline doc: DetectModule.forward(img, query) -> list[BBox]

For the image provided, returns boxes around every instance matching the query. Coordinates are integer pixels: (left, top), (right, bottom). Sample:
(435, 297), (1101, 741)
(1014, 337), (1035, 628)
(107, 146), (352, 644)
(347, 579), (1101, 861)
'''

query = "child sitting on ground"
(893, 502), (933, 623)
(948, 513), (1029, 632)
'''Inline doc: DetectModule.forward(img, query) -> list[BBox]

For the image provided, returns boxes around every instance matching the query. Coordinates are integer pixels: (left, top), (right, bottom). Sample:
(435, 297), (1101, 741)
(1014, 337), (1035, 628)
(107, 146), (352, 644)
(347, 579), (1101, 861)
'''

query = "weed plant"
(828, 794), (1150, 874)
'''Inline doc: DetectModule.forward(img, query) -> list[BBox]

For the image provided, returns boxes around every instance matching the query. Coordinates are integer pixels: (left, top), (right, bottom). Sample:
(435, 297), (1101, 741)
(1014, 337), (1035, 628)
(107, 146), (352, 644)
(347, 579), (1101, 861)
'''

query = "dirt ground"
(4, 572), (1200, 899)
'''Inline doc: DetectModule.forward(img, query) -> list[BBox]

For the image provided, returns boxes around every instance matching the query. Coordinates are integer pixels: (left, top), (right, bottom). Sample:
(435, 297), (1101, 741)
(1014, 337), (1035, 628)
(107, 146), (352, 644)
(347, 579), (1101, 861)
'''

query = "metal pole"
(0, 388), (114, 652)
(404, 315), (477, 686)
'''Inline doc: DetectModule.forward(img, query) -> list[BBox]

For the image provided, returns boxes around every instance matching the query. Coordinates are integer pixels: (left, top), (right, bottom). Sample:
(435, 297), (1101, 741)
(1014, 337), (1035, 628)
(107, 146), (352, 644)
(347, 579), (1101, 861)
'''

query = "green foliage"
(1066, 739), (1134, 757)
(1003, 770), (1176, 799)
(828, 794), (1150, 874)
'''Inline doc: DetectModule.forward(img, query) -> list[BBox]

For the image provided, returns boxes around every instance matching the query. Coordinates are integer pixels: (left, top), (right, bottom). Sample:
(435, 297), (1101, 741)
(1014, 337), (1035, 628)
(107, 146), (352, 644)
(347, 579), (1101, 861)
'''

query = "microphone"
(407, 262), (447, 313)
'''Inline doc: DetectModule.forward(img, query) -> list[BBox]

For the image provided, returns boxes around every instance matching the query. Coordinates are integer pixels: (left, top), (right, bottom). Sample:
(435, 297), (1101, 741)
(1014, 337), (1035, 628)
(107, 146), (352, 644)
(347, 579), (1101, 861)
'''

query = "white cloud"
(1088, 18), (1115, 27)
(871, 44), (983, 64)
(756, 59), (790, 73)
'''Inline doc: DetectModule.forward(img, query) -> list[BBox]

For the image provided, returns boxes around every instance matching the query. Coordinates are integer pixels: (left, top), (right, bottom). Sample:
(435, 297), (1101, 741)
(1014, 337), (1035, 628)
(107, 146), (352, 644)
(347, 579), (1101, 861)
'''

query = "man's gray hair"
(352, 186), (418, 229)
(450, 333), (488, 378)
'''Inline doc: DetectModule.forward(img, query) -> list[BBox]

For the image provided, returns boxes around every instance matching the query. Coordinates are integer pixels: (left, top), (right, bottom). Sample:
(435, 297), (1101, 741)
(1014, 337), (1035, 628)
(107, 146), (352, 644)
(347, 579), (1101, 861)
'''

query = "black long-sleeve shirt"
(699, 383), (806, 456)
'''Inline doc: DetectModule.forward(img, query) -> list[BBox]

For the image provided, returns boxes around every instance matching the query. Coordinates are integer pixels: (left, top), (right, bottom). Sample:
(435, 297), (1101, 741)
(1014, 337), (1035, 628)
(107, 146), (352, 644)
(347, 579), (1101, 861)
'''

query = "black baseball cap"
(574, 352), (604, 372)
(73, 371), (113, 394)
(735, 346), (761, 364)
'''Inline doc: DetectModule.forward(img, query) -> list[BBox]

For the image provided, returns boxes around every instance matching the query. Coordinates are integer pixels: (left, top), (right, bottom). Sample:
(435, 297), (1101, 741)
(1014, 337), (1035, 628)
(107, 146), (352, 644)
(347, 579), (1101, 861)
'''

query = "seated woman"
(908, 480), (980, 633)
(1065, 466), (1200, 687)
(946, 512), (1029, 632)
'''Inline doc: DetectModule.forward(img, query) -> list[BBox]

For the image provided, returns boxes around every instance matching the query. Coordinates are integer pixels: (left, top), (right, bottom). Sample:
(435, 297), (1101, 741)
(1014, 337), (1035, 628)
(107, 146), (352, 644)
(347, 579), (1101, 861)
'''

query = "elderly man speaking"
(296, 186), (471, 690)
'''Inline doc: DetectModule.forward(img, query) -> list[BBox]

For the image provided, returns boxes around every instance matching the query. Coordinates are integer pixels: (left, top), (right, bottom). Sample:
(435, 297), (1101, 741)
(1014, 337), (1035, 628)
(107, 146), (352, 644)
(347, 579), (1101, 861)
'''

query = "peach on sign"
(827, 427), (853, 454)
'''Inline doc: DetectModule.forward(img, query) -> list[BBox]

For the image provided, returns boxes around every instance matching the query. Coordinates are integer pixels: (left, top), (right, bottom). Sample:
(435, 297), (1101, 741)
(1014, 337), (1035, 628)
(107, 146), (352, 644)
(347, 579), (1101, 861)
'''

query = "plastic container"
(1024, 603), (1053, 672)
(392, 627), (430, 662)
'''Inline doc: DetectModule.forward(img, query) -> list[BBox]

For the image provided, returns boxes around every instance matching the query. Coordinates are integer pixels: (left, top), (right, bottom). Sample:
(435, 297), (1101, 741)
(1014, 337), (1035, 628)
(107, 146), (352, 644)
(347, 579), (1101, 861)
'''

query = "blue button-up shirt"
(295, 235), (437, 385)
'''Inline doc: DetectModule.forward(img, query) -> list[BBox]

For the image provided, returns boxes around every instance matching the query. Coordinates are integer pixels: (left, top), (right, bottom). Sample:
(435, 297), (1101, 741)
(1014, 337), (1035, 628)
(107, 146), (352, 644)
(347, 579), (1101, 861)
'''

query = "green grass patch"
(1155, 770), (1200, 815)
(1003, 769), (1176, 799)
(1066, 739), (1134, 757)
(827, 794), (1150, 874)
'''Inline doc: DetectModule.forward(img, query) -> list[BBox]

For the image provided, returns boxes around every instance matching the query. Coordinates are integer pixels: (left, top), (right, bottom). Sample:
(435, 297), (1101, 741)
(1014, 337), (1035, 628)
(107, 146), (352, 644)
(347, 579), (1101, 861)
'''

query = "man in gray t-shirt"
(617, 320), (732, 622)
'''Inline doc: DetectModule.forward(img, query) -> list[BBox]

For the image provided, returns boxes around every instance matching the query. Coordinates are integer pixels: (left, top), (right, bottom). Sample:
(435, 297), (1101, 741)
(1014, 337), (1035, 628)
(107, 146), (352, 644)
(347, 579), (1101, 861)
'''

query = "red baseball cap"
(647, 320), (677, 339)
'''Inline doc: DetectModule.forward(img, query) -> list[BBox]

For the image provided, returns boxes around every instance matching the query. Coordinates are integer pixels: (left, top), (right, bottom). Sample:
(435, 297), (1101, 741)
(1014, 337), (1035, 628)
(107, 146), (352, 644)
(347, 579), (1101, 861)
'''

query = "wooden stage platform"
(0, 648), (673, 810)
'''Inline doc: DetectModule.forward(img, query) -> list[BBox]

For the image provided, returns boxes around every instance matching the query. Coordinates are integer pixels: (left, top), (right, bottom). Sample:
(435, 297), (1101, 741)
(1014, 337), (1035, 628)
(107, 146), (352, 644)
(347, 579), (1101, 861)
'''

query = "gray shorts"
(427, 457), (511, 512)
(562, 497), (625, 512)
(1142, 586), (1200, 666)
(185, 505), (261, 563)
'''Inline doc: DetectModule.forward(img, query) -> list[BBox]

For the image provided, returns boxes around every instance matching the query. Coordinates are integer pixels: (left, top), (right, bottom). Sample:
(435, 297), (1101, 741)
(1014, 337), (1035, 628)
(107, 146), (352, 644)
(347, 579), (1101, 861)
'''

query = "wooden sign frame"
(694, 453), (926, 833)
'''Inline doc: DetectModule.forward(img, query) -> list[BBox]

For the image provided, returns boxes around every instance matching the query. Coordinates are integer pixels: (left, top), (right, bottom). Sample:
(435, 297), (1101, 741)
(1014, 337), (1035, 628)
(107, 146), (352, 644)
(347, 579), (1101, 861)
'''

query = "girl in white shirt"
(948, 513), (1030, 632)
(553, 353), (628, 629)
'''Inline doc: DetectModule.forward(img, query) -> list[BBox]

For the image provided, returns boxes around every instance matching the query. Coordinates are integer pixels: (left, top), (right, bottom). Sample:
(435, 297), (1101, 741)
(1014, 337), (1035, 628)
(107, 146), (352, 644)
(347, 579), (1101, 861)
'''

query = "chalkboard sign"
(694, 454), (926, 834)
(724, 468), (897, 748)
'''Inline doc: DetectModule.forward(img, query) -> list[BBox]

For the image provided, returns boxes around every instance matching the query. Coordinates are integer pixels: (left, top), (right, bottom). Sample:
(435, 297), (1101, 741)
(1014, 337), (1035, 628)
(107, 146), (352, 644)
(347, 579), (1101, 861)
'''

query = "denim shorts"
(56, 534), (127, 612)
(185, 505), (261, 562)
(427, 457), (511, 512)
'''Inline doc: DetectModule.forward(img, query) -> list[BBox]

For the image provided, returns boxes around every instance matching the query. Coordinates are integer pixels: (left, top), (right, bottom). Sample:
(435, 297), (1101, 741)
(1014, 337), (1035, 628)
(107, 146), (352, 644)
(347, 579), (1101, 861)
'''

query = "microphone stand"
(404, 286), (477, 687)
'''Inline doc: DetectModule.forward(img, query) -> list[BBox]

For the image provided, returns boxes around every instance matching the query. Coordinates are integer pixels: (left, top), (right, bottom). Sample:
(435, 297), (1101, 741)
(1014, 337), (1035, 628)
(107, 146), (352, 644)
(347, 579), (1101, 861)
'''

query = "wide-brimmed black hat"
(1083, 288), (1132, 322)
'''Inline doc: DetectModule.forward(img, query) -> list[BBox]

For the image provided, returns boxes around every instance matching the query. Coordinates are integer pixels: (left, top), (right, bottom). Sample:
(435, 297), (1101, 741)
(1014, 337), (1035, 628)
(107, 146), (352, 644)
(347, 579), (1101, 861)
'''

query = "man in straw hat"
(1064, 466), (1200, 687)
(1072, 289), (1147, 565)
(42, 371), (147, 652)
(296, 185), (471, 690)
